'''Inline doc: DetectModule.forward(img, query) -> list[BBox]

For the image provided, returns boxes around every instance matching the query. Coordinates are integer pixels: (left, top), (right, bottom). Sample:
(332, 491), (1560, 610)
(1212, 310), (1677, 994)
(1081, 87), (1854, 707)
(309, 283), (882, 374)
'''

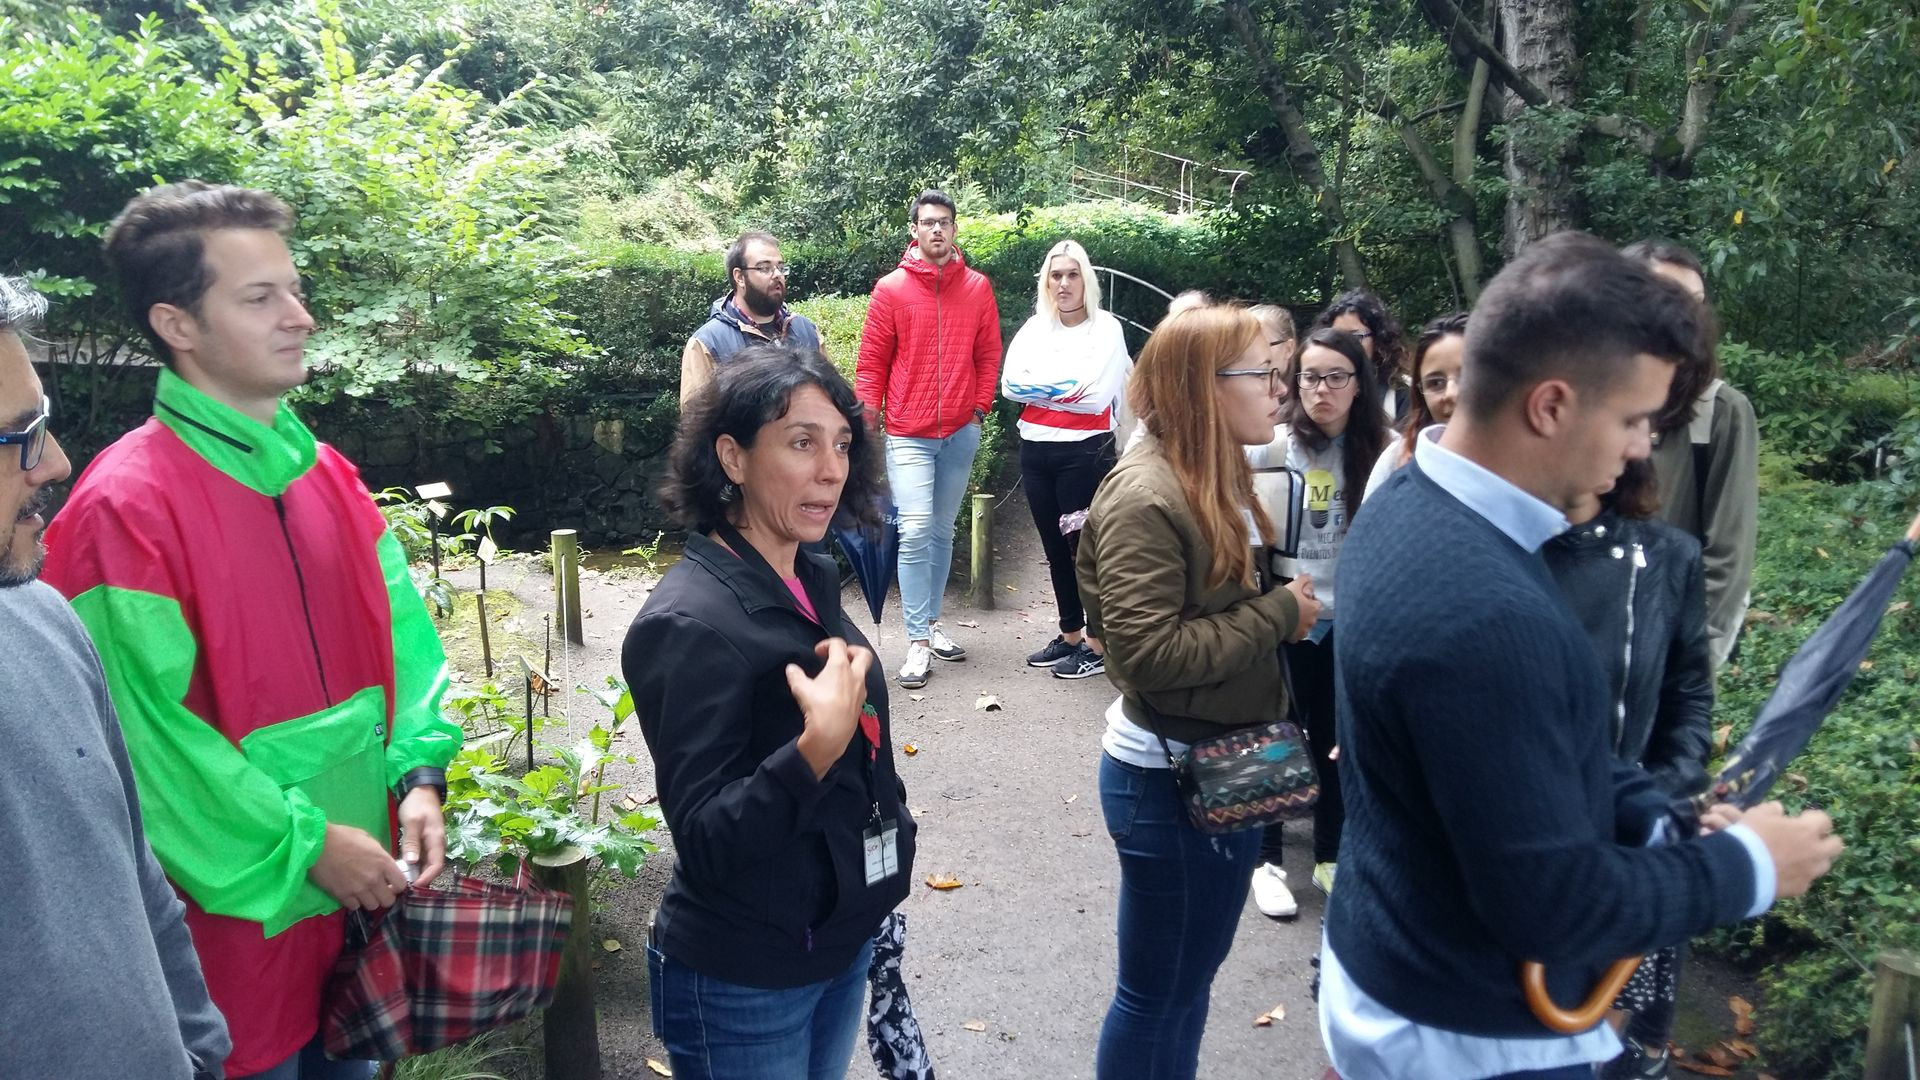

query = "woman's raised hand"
(788, 638), (875, 779)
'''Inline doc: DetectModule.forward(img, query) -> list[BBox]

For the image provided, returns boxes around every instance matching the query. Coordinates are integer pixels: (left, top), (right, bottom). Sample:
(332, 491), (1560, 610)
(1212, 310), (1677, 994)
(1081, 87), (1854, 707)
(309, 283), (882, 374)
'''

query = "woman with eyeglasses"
(1310, 289), (1410, 421)
(1362, 312), (1468, 502)
(1000, 239), (1133, 680)
(1079, 305), (1319, 1080)
(1245, 327), (1387, 908)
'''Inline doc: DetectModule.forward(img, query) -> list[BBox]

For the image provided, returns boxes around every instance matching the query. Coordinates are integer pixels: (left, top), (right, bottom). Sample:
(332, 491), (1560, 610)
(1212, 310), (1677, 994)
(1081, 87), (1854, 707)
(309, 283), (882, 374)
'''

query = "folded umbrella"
(1523, 512), (1920, 1033)
(833, 498), (899, 625)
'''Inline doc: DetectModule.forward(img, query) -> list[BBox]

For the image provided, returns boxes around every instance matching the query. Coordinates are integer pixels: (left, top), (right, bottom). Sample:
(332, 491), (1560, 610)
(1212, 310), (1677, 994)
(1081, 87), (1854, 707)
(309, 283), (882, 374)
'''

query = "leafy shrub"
(1720, 341), (1913, 479)
(1705, 476), (1920, 1077)
(788, 294), (869, 378)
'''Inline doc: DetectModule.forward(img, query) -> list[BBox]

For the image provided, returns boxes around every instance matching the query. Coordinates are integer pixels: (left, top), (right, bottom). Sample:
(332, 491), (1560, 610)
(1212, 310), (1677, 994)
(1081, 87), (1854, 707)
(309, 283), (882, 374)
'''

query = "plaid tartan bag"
(321, 865), (575, 1060)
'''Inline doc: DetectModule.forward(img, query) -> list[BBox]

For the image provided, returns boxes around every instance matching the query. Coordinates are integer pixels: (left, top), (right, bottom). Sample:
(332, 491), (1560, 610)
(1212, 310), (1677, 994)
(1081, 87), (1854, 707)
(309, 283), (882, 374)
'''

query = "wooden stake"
(552, 529), (584, 646)
(970, 493), (995, 611)
(1865, 948), (1919, 1080)
(531, 845), (600, 1080)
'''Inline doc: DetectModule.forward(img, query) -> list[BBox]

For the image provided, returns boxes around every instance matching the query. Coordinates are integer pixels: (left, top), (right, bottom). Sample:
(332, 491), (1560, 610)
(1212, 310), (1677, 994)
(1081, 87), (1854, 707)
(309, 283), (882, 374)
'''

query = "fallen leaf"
(1816, 547), (1830, 559)
(1727, 1038), (1758, 1060)
(974, 694), (1002, 711)
(1675, 1064), (1733, 1077)
(1860, 659), (1875, 670)
(1704, 1044), (1740, 1068)
(903, 743), (919, 755)
(602, 938), (623, 953)
(1713, 723), (1733, 754)
(956, 619), (979, 628)
(1783, 772), (1809, 793)
(925, 873), (964, 890)
(1729, 994), (1754, 1035)
(620, 794), (641, 812)
(1891, 600), (1912, 613)
(962, 1020), (987, 1032)
(1745, 609), (1777, 625)
(645, 1059), (673, 1076)
(1253, 1003), (1286, 1026)
(910, 693), (926, 701)
(1063, 794), (1078, 804)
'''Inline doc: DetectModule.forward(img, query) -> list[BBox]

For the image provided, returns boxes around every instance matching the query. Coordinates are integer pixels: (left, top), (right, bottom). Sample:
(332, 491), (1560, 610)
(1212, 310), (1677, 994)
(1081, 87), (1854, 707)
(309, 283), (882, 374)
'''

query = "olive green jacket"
(1078, 436), (1300, 743)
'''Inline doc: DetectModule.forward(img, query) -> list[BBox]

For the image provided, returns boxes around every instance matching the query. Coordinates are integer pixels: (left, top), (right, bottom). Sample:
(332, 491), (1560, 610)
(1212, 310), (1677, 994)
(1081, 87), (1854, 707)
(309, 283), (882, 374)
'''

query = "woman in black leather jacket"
(1543, 456), (1712, 1079)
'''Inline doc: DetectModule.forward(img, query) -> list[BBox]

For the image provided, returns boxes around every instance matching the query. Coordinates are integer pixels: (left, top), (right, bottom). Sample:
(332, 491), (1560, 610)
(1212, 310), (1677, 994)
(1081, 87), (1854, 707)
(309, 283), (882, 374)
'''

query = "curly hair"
(661, 345), (886, 534)
(1312, 288), (1408, 388)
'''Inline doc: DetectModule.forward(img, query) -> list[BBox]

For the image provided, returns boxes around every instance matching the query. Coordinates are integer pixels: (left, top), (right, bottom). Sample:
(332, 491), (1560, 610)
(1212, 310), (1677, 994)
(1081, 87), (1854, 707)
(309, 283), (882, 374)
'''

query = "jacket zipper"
(1615, 541), (1644, 753)
(934, 259), (946, 435)
(275, 496), (334, 704)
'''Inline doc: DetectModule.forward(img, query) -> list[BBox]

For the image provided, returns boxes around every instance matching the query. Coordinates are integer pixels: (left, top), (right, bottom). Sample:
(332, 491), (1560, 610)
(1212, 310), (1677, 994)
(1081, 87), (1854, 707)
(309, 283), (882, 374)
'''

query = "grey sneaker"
(928, 623), (967, 661)
(1051, 643), (1106, 680)
(897, 642), (933, 688)
(1027, 636), (1078, 667)
(1600, 1036), (1671, 1080)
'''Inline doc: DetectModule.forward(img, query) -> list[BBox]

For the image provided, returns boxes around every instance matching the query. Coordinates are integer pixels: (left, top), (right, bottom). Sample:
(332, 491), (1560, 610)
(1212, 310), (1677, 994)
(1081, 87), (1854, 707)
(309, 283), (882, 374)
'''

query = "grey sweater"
(0, 580), (230, 1079)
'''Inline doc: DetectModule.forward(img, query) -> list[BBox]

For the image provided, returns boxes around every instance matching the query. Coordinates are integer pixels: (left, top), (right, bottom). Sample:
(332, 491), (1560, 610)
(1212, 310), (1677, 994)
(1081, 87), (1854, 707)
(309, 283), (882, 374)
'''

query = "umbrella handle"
(1520, 956), (1642, 1033)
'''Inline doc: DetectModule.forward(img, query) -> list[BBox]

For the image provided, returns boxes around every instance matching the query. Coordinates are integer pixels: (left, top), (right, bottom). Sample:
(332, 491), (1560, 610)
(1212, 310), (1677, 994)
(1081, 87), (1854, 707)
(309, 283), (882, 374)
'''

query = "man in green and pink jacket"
(43, 182), (461, 1079)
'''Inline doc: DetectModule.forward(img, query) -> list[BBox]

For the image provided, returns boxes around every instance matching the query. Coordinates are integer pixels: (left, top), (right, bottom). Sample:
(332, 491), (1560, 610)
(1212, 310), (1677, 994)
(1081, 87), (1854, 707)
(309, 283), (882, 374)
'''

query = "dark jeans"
(232, 1036), (373, 1080)
(1259, 629), (1342, 866)
(1488, 1066), (1598, 1079)
(1097, 753), (1262, 1080)
(648, 938), (872, 1080)
(1020, 433), (1117, 634)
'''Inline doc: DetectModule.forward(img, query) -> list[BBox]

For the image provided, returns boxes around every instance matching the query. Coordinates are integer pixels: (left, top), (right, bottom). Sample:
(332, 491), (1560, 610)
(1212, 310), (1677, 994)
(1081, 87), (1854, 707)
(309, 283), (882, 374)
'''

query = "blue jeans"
(1096, 753), (1262, 1080)
(648, 939), (873, 1080)
(233, 1035), (373, 1080)
(886, 423), (982, 641)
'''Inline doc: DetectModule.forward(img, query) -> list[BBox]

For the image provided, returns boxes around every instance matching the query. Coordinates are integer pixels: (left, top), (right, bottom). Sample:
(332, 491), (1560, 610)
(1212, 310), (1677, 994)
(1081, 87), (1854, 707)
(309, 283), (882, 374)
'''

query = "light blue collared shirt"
(1319, 426), (1776, 1080)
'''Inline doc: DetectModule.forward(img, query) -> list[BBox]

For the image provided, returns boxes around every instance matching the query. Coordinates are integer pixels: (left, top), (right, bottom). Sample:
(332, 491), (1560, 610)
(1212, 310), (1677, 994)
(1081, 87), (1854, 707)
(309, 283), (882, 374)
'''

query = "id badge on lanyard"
(862, 807), (900, 886)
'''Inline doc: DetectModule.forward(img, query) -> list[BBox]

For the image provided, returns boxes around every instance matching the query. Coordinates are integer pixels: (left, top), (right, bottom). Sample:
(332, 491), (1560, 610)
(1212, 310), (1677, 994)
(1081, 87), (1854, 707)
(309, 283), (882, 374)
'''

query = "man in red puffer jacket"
(855, 189), (1003, 690)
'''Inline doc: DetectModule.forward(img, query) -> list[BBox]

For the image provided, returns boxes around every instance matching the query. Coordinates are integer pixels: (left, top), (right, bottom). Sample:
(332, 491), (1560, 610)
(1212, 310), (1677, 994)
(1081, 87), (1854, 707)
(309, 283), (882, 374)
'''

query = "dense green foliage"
(1710, 475), (1920, 1076)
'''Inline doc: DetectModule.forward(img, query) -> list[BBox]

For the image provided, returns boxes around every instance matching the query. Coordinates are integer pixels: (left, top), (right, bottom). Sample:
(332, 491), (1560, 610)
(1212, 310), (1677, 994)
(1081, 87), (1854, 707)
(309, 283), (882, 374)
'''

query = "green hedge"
(1704, 471), (1920, 1077)
(1721, 342), (1914, 480)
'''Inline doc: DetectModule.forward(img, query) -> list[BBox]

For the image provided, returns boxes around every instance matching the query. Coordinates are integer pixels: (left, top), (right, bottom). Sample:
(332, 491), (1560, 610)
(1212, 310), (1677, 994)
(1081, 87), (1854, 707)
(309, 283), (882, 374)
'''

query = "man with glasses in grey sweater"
(0, 274), (230, 1079)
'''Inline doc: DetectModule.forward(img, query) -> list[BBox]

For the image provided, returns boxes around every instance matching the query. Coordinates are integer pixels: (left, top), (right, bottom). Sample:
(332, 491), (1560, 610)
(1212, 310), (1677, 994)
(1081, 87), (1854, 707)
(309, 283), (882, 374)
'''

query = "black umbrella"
(834, 498), (900, 625)
(1708, 527), (1918, 809)
(1525, 512), (1920, 1034)
(867, 912), (935, 1079)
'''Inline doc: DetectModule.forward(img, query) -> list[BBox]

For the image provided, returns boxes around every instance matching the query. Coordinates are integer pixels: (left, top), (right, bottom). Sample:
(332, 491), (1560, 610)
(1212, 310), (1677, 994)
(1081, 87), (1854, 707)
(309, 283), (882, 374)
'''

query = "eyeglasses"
(0, 394), (49, 471)
(1217, 368), (1285, 395)
(914, 217), (954, 231)
(1343, 328), (1374, 340)
(1420, 373), (1461, 396)
(1296, 370), (1356, 390)
(749, 263), (791, 278)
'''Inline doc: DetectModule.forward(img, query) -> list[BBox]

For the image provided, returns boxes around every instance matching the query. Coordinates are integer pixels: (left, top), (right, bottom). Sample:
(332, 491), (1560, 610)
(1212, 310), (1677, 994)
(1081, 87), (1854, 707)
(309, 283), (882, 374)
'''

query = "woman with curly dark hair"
(1312, 289), (1410, 420)
(622, 345), (914, 1079)
(1363, 312), (1468, 500)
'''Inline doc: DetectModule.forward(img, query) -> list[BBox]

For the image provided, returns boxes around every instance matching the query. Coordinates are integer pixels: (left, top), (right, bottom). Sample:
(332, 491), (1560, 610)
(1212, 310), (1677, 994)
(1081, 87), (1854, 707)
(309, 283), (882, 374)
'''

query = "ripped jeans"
(1096, 753), (1262, 1080)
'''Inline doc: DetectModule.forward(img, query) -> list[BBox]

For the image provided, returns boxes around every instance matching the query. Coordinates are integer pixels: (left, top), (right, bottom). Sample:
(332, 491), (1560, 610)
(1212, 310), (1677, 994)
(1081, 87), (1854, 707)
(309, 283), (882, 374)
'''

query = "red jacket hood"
(897, 243), (970, 280)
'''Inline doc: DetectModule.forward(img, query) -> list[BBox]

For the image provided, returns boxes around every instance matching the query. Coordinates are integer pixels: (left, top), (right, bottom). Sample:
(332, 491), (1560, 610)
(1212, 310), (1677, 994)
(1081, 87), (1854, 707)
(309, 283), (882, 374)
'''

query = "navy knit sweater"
(1327, 462), (1757, 1036)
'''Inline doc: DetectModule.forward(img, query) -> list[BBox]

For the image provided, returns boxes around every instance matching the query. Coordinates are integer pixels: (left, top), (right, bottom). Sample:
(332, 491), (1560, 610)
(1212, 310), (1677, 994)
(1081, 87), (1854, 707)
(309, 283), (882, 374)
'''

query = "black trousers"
(1020, 432), (1117, 634)
(1259, 628), (1343, 867)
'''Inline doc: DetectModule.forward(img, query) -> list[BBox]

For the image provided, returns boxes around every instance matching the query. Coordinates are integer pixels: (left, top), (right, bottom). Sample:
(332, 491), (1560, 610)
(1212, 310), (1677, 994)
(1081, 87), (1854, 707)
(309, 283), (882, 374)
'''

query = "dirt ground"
(439, 488), (1769, 1080)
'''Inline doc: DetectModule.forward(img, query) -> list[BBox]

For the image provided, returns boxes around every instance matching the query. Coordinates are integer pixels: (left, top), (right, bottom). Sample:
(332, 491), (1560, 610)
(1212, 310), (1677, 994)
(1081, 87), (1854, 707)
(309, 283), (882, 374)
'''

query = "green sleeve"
(1701, 388), (1759, 669)
(376, 530), (463, 786)
(67, 584), (332, 926)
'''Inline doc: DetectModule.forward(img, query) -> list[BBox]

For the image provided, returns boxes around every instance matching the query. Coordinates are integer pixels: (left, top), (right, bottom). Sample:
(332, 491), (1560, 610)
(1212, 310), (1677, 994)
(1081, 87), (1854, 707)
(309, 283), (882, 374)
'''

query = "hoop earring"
(720, 481), (739, 504)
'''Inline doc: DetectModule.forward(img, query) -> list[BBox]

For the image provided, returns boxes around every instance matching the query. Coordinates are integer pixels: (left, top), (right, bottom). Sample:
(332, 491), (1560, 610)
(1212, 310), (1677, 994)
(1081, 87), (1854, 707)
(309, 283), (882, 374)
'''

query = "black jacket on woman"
(1544, 509), (1714, 797)
(623, 531), (915, 989)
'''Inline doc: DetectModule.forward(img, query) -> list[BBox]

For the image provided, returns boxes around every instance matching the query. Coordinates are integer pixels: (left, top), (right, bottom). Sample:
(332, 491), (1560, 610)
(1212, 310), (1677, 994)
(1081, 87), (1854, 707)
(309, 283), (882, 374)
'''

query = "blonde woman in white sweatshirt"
(1000, 239), (1133, 679)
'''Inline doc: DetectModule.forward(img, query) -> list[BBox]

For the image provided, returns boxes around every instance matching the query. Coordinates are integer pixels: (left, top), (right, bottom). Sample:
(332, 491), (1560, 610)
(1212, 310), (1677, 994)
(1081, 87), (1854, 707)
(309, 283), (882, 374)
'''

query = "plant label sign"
(478, 536), (499, 565)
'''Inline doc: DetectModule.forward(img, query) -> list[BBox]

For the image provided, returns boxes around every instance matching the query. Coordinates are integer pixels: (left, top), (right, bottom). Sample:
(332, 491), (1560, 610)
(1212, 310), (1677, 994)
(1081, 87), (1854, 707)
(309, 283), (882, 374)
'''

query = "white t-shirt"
(1100, 695), (1189, 769)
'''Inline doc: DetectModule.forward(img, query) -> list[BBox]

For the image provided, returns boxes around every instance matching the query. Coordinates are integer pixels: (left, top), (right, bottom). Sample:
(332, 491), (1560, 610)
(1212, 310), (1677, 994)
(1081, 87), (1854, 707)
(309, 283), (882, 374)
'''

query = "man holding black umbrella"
(1321, 233), (1841, 1080)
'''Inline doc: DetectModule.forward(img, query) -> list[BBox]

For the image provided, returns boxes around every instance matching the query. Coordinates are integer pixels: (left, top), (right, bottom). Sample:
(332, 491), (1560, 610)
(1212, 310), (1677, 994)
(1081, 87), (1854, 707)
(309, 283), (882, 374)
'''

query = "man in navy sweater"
(1322, 233), (1842, 1079)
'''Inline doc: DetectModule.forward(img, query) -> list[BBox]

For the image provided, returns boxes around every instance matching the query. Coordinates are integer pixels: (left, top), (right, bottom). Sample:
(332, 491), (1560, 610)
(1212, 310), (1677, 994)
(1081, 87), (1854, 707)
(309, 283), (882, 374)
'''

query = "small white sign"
(416, 481), (453, 500)
(477, 536), (499, 565)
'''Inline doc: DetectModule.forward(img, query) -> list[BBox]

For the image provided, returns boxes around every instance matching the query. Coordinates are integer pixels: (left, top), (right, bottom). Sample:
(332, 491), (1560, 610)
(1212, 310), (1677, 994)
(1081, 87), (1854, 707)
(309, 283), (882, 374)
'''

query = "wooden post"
(970, 493), (995, 611)
(1865, 948), (1920, 1080)
(531, 845), (600, 1080)
(552, 529), (584, 646)
(476, 592), (493, 679)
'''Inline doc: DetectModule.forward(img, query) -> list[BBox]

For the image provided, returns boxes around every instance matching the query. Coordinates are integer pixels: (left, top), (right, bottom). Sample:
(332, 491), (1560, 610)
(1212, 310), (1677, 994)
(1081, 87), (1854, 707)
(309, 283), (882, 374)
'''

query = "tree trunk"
(1451, 58), (1490, 300)
(1497, 0), (1579, 255)
(1223, 0), (1368, 289)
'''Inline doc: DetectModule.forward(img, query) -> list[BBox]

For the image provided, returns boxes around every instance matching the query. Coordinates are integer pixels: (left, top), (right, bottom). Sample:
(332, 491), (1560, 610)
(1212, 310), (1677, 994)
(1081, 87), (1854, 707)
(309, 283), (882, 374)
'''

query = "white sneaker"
(928, 623), (967, 661)
(897, 642), (933, 688)
(1252, 862), (1298, 919)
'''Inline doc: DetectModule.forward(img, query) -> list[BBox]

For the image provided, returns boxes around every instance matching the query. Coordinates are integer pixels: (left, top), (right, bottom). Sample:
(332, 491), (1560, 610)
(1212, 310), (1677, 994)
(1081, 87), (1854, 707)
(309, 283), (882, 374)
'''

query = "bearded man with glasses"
(0, 273), (231, 1079)
(679, 230), (825, 407)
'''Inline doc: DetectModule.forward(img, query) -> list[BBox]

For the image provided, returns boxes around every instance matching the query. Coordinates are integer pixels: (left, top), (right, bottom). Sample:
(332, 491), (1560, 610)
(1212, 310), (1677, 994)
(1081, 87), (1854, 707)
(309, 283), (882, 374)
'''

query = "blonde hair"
(1129, 305), (1274, 590)
(1248, 303), (1296, 348)
(1035, 239), (1104, 322)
